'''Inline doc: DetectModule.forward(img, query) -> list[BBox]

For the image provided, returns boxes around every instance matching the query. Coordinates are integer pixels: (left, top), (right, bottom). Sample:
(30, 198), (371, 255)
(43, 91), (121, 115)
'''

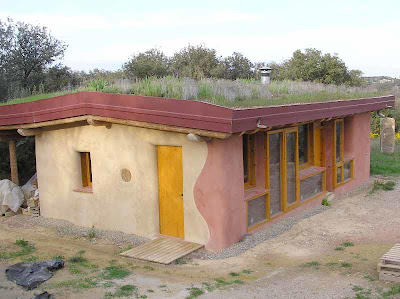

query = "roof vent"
(259, 67), (273, 85)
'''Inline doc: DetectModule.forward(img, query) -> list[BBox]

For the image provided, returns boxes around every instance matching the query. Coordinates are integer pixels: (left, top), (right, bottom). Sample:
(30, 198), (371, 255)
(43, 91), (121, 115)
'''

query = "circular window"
(121, 169), (132, 182)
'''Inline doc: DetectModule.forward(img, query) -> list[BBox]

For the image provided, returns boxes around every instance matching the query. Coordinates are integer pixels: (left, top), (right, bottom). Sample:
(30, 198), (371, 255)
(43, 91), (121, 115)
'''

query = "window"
(247, 193), (268, 230)
(243, 135), (255, 188)
(298, 123), (312, 167)
(80, 152), (93, 188)
(333, 119), (353, 187)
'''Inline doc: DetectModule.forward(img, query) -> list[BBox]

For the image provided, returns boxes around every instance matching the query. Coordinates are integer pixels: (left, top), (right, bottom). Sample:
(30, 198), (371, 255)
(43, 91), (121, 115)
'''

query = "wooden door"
(157, 146), (184, 238)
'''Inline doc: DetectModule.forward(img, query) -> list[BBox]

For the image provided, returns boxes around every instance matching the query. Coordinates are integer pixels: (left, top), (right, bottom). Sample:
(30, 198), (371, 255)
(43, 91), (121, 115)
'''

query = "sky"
(1, 0), (399, 77)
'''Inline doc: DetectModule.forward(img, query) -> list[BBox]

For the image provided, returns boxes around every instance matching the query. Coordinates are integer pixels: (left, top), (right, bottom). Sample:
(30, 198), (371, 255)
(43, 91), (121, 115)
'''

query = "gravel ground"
(0, 180), (372, 261)
(0, 215), (149, 248)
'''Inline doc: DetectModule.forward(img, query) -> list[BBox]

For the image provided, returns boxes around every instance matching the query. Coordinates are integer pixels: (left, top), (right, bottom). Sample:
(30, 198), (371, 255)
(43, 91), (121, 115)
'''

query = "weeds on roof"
(2, 77), (385, 108)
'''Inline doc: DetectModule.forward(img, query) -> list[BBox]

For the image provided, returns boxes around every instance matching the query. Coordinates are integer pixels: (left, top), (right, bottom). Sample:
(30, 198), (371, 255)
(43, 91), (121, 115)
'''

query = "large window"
(333, 119), (353, 187)
(243, 135), (255, 188)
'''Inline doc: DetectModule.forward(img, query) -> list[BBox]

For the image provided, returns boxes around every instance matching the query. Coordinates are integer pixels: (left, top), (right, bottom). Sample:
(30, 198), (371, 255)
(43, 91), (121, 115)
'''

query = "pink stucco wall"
(194, 136), (246, 252)
(324, 113), (371, 194)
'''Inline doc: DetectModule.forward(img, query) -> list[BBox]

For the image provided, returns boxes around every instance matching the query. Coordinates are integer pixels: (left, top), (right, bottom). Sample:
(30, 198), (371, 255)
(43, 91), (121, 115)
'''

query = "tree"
(171, 45), (222, 79)
(0, 18), (67, 100)
(123, 48), (170, 79)
(223, 52), (253, 80)
(273, 48), (363, 86)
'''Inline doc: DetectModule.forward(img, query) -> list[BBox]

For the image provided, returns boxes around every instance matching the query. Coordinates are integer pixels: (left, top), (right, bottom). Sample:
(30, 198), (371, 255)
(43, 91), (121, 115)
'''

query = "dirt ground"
(1, 177), (400, 299)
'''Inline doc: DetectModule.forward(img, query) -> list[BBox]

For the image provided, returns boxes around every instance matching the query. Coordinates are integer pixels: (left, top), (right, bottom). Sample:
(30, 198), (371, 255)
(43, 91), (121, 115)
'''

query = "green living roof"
(2, 77), (387, 108)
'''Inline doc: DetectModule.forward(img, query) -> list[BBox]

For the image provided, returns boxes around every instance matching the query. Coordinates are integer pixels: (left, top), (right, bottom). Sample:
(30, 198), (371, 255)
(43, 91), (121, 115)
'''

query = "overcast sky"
(1, 0), (399, 77)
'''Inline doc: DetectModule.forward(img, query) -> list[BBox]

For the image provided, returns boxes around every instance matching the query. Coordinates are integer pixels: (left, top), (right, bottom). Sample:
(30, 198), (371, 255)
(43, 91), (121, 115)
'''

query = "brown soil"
(0, 177), (400, 298)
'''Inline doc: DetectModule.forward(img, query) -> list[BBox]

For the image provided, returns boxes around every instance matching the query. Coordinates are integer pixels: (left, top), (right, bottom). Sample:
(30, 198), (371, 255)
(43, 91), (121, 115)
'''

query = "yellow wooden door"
(157, 146), (184, 238)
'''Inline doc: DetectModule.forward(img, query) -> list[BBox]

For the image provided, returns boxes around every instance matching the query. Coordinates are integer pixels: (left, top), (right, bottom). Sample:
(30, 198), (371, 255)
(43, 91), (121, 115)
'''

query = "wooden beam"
(0, 115), (231, 139)
(9, 140), (19, 185)
(17, 128), (42, 137)
(87, 117), (112, 129)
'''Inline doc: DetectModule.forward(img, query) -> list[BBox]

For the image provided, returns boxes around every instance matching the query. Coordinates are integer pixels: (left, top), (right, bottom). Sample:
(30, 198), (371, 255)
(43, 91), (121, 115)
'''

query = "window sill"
(73, 187), (93, 194)
(299, 166), (326, 181)
(244, 187), (269, 201)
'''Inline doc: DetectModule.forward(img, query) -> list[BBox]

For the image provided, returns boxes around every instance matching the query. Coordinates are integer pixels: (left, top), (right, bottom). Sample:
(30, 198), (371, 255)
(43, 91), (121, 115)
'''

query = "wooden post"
(9, 139), (19, 185)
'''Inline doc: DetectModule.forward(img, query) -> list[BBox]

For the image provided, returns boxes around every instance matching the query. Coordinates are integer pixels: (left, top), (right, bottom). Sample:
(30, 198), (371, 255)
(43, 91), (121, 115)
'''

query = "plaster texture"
(35, 124), (210, 245)
(194, 136), (246, 252)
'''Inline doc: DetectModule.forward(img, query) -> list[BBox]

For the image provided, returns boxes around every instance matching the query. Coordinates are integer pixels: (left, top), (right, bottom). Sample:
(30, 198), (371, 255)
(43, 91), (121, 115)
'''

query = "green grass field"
(370, 139), (400, 176)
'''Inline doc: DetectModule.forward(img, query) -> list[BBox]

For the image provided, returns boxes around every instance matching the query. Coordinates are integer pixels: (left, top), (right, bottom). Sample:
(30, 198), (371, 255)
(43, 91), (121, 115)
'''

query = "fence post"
(380, 117), (395, 154)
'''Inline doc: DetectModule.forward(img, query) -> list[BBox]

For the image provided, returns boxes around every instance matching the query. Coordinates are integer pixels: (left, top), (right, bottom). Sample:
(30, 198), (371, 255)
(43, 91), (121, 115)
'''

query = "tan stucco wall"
(35, 124), (210, 245)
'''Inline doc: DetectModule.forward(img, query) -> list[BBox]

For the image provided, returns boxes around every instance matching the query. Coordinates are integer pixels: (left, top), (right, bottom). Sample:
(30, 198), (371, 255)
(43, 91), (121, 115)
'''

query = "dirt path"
(0, 177), (400, 299)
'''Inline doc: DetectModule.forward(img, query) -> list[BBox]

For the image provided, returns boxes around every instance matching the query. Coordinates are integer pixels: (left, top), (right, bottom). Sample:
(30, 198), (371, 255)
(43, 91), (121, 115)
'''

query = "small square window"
(80, 152), (93, 188)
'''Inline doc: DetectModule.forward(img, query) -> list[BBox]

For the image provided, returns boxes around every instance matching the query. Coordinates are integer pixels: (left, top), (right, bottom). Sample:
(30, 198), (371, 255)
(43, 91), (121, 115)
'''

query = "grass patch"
(363, 274), (376, 281)
(326, 262), (338, 267)
(0, 239), (35, 260)
(104, 284), (139, 298)
(341, 241), (355, 247)
(242, 269), (254, 274)
(229, 272), (240, 277)
(102, 266), (131, 280)
(48, 277), (98, 289)
(369, 180), (396, 194)
(186, 287), (204, 299)
(321, 198), (330, 206)
(175, 258), (187, 265)
(88, 225), (96, 239)
(370, 139), (400, 176)
(142, 265), (154, 271)
(303, 261), (321, 268)
(68, 256), (88, 263)
(335, 247), (345, 251)
(341, 262), (352, 268)
(53, 255), (65, 260)
(381, 285), (400, 298)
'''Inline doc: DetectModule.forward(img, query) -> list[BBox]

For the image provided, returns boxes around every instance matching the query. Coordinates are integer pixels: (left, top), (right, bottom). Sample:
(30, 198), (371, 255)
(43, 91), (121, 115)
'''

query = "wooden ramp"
(120, 236), (204, 264)
(378, 243), (400, 282)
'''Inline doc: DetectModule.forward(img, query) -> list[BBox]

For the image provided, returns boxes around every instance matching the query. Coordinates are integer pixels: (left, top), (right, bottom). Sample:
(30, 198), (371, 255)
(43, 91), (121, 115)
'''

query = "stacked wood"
(378, 243), (400, 283)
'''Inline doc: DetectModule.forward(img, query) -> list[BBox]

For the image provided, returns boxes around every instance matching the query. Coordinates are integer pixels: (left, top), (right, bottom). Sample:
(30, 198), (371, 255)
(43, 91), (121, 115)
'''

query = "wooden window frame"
(299, 123), (314, 170)
(299, 167), (327, 204)
(333, 119), (354, 188)
(266, 127), (300, 216)
(243, 134), (256, 189)
(80, 152), (93, 188)
(246, 191), (269, 231)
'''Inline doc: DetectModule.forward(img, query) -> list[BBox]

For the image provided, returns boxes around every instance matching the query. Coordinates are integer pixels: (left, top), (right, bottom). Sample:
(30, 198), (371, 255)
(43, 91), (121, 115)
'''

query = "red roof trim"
(0, 92), (395, 133)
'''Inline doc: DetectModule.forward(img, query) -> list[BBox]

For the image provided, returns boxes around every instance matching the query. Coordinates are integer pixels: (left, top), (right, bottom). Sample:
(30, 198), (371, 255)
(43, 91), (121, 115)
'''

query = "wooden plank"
(159, 242), (202, 264)
(120, 236), (203, 264)
(121, 238), (167, 257)
(135, 238), (179, 260)
(141, 240), (189, 262)
(151, 242), (196, 262)
(162, 243), (203, 264)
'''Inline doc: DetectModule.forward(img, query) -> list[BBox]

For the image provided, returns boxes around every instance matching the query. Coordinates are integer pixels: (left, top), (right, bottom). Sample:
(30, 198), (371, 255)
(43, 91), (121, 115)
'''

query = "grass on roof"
(1, 77), (387, 108)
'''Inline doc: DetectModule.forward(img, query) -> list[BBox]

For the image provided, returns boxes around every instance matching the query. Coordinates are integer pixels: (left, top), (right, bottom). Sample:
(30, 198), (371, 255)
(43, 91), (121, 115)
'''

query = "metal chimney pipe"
(259, 67), (273, 85)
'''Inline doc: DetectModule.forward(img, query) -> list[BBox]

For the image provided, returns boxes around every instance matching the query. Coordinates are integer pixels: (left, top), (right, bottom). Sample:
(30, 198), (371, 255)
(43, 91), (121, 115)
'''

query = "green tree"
(0, 18), (67, 100)
(223, 52), (253, 80)
(171, 45), (222, 79)
(274, 48), (363, 86)
(123, 48), (170, 79)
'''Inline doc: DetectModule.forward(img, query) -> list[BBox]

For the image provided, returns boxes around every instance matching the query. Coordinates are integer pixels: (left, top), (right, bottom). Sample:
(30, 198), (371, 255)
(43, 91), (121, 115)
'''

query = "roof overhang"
(0, 92), (395, 138)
